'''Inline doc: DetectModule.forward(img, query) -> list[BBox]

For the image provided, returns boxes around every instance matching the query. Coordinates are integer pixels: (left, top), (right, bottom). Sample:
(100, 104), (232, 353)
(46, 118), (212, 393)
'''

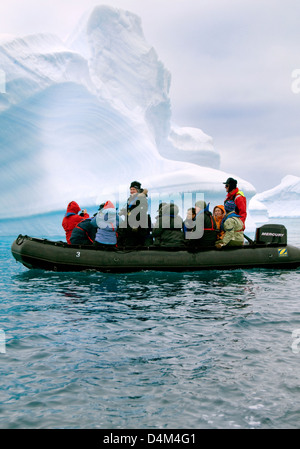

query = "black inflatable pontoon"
(11, 224), (300, 272)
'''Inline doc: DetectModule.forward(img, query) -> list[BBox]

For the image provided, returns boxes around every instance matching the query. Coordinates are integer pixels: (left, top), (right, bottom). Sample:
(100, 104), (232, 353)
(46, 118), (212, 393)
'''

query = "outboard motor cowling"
(255, 224), (287, 245)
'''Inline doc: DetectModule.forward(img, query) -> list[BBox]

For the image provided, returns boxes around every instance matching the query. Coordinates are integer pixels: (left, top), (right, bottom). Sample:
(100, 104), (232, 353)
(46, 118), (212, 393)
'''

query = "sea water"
(1, 218), (300, 429)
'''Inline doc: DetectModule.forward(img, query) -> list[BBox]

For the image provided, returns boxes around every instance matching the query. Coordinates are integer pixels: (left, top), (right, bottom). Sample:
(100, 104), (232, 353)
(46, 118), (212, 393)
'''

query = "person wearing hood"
(153, 202), (185, 247)
(215, 200), (244, 248)
(62, 201), (89, 244)
(185, 200), (217, 247)
(118, 180), (151, 247)
(213, 204), (225, 240)
(94, 201), (119, 248)
(223, 177), (247, 228)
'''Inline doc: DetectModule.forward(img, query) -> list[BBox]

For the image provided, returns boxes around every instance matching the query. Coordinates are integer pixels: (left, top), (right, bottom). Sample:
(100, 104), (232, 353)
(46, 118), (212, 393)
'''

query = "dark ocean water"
(1, 218), (300, 429)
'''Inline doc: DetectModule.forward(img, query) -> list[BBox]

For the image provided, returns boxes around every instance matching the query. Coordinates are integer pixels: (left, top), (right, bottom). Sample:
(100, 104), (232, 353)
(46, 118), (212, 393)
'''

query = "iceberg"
(0, 5), (257, 236)
(248, 197), (269, 224)
(251, 175), (300, 218)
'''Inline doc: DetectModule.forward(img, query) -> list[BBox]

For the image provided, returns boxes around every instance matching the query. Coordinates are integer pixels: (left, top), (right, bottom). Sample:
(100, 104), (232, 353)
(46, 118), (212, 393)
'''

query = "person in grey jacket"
(153, 203), (185, 247)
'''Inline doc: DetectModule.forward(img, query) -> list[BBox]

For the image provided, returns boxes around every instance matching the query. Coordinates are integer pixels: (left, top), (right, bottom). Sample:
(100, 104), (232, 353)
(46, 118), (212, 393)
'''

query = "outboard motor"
(255, 224), (287, 245)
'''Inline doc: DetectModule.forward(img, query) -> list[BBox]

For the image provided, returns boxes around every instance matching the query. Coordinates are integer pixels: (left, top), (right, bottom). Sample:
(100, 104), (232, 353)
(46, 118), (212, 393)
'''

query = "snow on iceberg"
(0, 32), (93, 110)
(160, 125), (220, 169)
(0, 5), (257, 235)
(251, 175), (300, 218)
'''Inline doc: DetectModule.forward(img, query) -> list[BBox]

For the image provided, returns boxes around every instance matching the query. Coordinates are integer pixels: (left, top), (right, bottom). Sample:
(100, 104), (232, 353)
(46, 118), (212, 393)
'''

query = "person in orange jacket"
(213, 204), (225, 240)
(62, 201), (89, 244)
(223, 177), (247, 228)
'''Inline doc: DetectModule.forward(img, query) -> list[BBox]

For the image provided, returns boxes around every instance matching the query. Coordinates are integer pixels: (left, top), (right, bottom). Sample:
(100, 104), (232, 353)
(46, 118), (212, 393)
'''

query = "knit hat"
(103, 200), (115, 209)
(130, 181), (141, 190)
(99, 200), (115, 211)
(224, 200), (236, 212)
(157, 202), (167, 213)
(195, 200), (207, 210)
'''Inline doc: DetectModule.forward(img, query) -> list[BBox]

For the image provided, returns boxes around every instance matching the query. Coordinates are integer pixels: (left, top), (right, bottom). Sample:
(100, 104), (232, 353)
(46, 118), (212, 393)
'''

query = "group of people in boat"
(62, 177), (247, 250)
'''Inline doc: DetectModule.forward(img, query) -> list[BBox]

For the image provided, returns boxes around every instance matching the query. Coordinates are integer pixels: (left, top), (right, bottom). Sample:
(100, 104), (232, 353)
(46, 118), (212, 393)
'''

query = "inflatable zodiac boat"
(11, 224), (300, 272)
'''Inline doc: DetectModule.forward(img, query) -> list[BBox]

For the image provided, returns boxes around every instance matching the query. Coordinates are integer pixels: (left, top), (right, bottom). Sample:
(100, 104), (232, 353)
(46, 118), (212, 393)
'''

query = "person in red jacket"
(223, 177), (247, 228)
(62, 201), (89, 244)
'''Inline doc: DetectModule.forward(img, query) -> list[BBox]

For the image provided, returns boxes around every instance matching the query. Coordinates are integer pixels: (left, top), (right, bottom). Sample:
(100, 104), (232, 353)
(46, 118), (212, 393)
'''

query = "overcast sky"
(1, 0), (300, 192)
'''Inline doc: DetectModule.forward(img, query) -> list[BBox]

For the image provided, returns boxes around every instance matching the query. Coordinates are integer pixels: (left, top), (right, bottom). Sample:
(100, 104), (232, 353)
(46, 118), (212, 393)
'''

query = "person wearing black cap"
(223, 177), (247, 228)
(129, 180), (142, 193)
(118, 180), (152, 247)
